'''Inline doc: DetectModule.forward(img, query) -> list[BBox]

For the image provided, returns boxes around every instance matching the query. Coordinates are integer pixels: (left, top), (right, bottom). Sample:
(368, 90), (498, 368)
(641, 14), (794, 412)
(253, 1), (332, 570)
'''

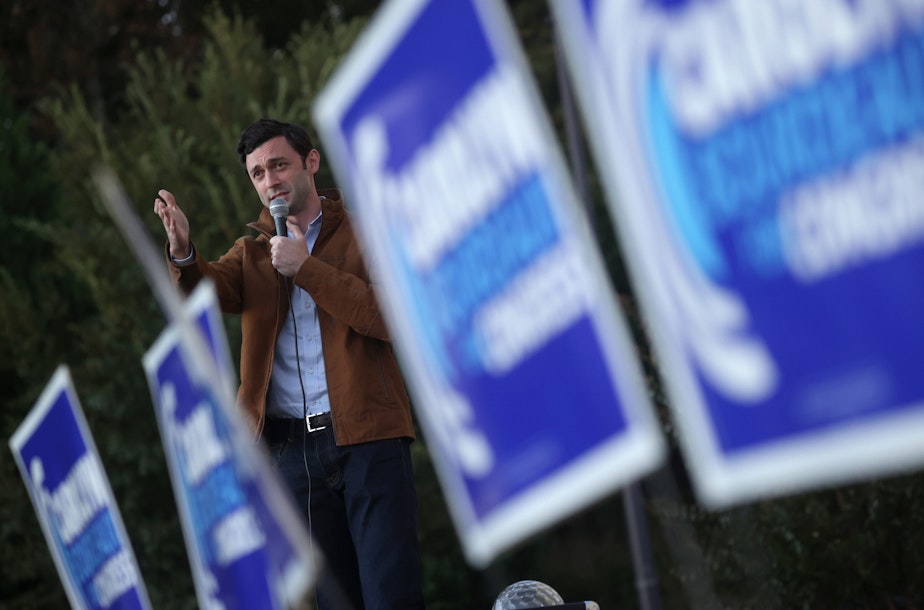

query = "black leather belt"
(262, 412), (332, 443)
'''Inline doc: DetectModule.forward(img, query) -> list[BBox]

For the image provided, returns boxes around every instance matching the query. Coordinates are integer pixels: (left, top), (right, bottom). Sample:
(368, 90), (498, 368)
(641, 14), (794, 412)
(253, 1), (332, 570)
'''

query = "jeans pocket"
(269, 440), (290, 471)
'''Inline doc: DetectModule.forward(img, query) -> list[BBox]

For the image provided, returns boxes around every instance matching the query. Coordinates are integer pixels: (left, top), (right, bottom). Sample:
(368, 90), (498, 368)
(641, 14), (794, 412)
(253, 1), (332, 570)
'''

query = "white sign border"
(9, 365), (153, 610)
(550, 0), (924, 508)
(315, 0), (665, 565)
(141, 281), (317, 608)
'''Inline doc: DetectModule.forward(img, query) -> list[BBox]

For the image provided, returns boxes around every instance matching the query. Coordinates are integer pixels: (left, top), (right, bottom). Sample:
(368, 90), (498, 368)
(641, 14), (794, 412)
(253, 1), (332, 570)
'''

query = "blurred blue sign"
(143, 282), (316, 609)
(314, 0), (664, 565)
(552, 0), (924, 506)
(9, 366), (152, 610)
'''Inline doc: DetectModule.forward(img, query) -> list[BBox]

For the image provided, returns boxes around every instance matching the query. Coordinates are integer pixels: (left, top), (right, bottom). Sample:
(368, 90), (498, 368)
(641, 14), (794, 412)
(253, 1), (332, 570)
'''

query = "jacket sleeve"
(166, 239), (246, 315)
(293, 253), (393, 342)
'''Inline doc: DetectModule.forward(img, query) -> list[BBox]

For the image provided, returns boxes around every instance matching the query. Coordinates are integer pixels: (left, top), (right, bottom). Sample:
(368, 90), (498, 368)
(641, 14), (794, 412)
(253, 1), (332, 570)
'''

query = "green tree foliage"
(0, 0), (203, 140)
(0, 66), (76, 610)
(0, 67), (62, 400)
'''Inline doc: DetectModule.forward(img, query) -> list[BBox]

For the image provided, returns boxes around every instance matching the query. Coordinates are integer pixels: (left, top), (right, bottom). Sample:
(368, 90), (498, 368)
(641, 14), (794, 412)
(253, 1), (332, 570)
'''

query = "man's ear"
(306, 148), (321, 173)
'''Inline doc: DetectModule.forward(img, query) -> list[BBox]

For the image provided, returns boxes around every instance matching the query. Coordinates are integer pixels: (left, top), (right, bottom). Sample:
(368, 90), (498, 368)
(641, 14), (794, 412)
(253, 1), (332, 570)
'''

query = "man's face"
(245, 136), (317, 214)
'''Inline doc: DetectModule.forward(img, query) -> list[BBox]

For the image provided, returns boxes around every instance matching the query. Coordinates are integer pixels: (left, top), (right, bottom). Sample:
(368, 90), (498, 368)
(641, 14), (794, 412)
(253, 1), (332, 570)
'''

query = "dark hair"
(236, 118), (314, 170)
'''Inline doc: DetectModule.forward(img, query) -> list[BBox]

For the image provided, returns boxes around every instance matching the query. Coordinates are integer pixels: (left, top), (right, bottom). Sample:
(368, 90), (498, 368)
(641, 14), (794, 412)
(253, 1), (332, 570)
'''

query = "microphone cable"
(277, 217), (360, 610)
(281, 262), (317, 563)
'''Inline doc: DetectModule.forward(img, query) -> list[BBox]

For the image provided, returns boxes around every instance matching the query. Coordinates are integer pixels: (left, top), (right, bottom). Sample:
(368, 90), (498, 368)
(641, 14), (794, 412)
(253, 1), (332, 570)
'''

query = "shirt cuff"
(170, 246), (196, 265)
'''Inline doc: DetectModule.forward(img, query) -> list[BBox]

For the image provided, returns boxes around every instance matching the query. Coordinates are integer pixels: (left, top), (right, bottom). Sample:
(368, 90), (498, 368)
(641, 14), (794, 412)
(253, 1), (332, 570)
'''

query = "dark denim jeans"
(267, 424), (426, 610)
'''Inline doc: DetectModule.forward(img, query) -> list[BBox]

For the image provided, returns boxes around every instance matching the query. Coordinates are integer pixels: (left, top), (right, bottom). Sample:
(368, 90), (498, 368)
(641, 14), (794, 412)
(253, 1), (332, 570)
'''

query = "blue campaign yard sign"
(142, 282), (316, 609)
(552, 0), (924, 506)
(9, 366), (152, 610)
(314, 0), (664, 565)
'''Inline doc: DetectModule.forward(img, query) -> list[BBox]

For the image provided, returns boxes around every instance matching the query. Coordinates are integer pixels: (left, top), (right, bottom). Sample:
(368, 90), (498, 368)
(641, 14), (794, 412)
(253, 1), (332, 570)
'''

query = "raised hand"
(154, 189), (191, 260)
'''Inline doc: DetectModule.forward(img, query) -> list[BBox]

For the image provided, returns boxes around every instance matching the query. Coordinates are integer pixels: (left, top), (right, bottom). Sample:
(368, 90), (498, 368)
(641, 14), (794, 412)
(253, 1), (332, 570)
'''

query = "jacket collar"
(247, 189), (345, 237)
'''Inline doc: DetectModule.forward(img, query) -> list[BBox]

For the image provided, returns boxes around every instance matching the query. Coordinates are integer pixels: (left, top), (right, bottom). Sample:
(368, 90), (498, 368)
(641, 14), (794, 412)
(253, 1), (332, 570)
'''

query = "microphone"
(270, 198), (289, 237)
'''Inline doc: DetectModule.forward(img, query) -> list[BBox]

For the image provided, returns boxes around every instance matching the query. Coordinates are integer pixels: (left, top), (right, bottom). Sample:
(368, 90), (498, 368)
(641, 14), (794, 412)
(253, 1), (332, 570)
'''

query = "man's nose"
(264, 170), (281, 187)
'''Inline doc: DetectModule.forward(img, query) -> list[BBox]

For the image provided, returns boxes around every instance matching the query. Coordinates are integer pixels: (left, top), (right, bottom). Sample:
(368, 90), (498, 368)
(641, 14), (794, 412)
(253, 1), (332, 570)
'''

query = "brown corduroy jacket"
(167, 189), (415, 445)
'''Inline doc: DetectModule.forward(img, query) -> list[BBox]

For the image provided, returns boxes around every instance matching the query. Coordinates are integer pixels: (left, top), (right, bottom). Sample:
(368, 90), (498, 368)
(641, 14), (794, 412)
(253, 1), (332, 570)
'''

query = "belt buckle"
(305, 413), (328, 433)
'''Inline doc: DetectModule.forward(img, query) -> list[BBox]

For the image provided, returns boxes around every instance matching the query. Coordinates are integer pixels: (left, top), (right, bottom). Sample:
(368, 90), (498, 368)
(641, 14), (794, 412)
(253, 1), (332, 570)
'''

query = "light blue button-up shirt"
(266, 210), (331, 418)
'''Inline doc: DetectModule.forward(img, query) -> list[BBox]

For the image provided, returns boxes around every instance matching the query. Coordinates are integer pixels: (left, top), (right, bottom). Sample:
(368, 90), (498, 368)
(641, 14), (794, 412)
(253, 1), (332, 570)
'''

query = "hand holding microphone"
(269, 198), (309, 277)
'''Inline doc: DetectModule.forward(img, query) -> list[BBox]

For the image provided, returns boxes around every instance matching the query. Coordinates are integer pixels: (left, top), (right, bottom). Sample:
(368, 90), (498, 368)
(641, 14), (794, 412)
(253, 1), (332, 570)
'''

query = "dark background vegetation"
(2, 1), (923, 608)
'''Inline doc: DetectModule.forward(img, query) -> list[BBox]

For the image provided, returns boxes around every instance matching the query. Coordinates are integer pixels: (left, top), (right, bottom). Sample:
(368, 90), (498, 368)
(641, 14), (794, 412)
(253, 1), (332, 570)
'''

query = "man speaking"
(154, 118), (426, 610)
